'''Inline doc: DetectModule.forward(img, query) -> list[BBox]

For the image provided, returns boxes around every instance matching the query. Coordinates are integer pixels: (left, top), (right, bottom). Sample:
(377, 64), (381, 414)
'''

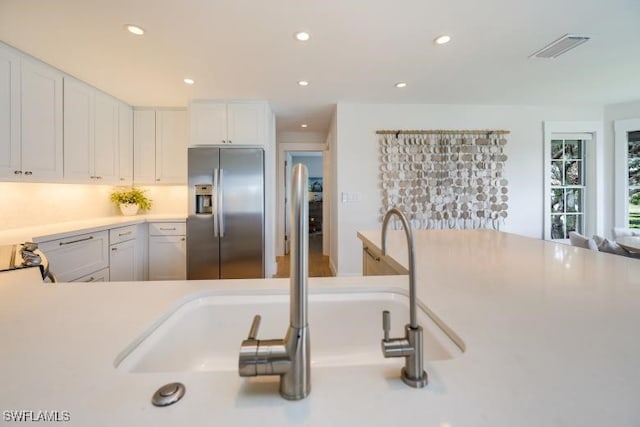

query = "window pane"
(551, 215), (565, 239)
(565, 160), (582, 185)
(565, 215), (582, 238)
(551, 161), (563, 185)
(629, 140), (640, 156)
(564, 140), (582, 159)
(551, 189), (564, 213)
(630, 189), (640, 229)
(629, 156), (640, 186)
(566, 188), (582, 213)
(551, 140), (564, 160)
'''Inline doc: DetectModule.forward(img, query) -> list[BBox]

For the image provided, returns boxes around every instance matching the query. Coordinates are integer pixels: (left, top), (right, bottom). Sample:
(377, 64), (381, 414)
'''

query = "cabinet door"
(118, 103), (133, 184)
(21, 58), (63, 180)
(189, 102), (227, 145)
(109, 239), (137, 282)
(93, 92), (119, 182)
(227, 103), (265, 146)
(133, 110), (156, 184)
(156, 110), (187, 184)
(63, 77), (93, 181)
(149, 235), (186, 280)
(0, 44), (21, 179)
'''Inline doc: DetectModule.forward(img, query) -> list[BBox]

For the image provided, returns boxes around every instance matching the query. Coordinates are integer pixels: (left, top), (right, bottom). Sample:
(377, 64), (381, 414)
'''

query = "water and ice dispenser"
(195, 184), (213, 214)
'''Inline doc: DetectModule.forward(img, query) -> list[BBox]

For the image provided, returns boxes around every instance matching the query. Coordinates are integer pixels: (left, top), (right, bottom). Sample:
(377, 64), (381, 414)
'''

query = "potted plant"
(110, 187), (152, 216)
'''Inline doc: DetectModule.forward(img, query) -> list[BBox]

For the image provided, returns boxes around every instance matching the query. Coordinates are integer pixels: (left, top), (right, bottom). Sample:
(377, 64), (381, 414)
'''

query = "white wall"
(334, 103), (603, 276)
(0, 183), (187, 229)
(327, 110), (338, 274)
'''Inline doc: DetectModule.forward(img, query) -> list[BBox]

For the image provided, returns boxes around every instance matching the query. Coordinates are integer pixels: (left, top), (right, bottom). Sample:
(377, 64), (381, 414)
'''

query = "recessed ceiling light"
(125, 24), (145, 36)
(395, 82), (407, 88)
(294, 31), (311, 42)
(183, 78), (195, 85)
(301, 124), (308, 128)
(434, 34), (451, 45)
(298, 80), (309, 87)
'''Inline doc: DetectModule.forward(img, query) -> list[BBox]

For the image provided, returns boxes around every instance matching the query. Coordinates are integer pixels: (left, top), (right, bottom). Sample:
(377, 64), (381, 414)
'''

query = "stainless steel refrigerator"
(187, 147), (264, 279)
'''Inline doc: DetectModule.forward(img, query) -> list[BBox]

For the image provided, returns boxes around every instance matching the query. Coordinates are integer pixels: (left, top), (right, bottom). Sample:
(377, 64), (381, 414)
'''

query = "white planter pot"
(119, 203), (139, 216)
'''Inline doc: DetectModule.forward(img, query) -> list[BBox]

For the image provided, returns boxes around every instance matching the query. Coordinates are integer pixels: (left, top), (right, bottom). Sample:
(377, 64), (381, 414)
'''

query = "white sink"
(115, 287), (463, 373)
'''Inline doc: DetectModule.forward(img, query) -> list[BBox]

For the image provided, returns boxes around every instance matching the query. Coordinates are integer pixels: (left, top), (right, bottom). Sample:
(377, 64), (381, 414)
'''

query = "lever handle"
(382, 310), (390, 341)
(247, 315), (261, 340)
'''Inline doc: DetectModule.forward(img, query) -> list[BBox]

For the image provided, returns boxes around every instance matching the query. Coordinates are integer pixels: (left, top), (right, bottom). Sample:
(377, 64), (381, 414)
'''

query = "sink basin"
(115, 287), (463, 373)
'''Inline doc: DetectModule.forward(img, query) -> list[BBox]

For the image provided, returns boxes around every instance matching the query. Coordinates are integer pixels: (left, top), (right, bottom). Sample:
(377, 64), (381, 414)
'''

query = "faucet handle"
(382, 310), (390, 341)
(247, 315), (261, 340)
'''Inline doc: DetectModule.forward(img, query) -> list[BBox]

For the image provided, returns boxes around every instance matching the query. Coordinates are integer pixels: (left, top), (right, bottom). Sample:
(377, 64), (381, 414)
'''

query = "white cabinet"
(20, 57), (64, 180)
(118, 103), (133, 184)
(0, 50), (63, 181)
(134, 109), (187, 184)
(190, 101), (266, 146)
(39, 230), (109, 282)
(93, 91), (119, 182)
(148, 222), (186, 280)
(0, 43), (21, 179)
(109, 225), (141, 282)
(63, 77), (119, 183)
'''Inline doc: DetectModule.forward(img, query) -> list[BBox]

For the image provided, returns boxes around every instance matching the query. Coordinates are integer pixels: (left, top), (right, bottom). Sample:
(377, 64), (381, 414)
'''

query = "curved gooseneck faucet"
(380, 207), (428, 388)
(238, 163), (310, 400)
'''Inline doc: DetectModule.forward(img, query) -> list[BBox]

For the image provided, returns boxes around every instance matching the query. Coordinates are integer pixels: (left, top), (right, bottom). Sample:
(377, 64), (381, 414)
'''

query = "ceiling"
(1, 0), (639, 137)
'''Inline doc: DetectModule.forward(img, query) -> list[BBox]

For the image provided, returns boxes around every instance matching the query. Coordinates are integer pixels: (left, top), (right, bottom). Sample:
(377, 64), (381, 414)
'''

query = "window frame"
(614, 118), (640, 229)
(543, 121), (604, 242)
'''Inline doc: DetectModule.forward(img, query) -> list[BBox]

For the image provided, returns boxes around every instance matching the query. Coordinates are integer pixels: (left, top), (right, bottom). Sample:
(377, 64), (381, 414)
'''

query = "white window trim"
(613, 118), (640, 228)
(543, 121), (604, 241)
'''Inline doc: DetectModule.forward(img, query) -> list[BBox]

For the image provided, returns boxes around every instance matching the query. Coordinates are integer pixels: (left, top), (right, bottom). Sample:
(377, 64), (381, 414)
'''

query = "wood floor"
(274, 233), (333, 278)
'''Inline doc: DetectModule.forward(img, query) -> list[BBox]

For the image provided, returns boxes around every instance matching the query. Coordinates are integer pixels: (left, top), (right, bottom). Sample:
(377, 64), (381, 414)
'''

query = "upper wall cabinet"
(118, 103), (133, 185)
(133, 109), (188, 185)
(63, 77), (119, 183)
(0, 44), (63, 181)
(190, 101), (266, 146)
(0, 44), (21, 179)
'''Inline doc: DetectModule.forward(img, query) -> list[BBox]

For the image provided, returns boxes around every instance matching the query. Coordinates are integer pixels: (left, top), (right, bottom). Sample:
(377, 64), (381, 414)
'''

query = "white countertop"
(1, 230), (640, 426)
(0, 214), (187, 245)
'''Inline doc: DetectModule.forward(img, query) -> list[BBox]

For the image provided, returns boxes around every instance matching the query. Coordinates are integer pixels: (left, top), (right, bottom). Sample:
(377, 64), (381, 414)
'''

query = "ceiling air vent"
(529, 34), (590, 59)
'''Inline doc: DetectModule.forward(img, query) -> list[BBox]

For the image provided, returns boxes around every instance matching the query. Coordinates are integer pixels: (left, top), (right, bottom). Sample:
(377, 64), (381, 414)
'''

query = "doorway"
(286, 152), (323, 255)
(276, 150), (332, 277)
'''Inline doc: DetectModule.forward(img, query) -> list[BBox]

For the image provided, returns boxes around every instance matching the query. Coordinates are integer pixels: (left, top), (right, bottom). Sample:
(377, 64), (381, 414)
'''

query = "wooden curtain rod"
(376, 129), (510, 135)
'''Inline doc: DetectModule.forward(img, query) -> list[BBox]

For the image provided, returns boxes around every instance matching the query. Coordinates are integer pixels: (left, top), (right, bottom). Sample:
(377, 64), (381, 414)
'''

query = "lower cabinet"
(39, 230), (109, 282)
(362, 245), (406, 276)
(109, 225), (141, 281)
(148, 222), (186, 280)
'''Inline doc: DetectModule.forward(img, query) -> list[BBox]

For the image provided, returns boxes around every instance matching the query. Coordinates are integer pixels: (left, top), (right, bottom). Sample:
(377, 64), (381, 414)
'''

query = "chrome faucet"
(238, 164), (310, 400)
(380, 208), (428, 388)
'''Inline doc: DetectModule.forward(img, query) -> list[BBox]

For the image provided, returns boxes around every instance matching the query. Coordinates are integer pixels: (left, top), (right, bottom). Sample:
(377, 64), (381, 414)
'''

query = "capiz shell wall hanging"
(377, 130), (510, 230)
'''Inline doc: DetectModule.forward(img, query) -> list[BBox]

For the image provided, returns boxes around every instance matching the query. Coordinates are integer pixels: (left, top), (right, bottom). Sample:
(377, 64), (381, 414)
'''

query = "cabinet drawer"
(72, 267), (110, 283)
(109, 225), (137, 244)
(149, 222), (185, 236)
(39, 230), (109, 282)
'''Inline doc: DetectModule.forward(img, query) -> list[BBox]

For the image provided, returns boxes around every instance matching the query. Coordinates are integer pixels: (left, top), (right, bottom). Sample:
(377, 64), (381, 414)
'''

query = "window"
(614, 119), (640, 230)
(543, 121), (603, 242)
(627, 131), (640, 229)
(549, 138), (586, 239)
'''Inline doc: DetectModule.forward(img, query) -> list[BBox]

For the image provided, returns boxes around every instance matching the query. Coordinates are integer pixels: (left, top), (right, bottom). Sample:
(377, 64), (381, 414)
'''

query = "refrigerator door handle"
(219, 168), (225, 238)
(213, 168), (219, 237)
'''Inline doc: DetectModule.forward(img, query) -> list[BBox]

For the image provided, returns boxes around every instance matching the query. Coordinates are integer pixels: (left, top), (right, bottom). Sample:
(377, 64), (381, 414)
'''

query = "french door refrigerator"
(187, 147), (264, 279)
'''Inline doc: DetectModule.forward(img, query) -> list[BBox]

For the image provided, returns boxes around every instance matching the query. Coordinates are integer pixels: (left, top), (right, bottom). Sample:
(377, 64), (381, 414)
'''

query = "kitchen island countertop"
(1, 230), (640, 426)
